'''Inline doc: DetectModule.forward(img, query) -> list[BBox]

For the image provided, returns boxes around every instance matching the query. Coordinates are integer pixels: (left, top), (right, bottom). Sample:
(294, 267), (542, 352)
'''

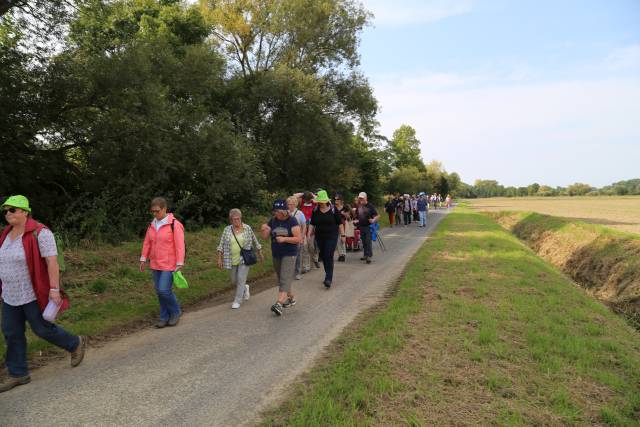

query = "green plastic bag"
(173, 271), (189, 289)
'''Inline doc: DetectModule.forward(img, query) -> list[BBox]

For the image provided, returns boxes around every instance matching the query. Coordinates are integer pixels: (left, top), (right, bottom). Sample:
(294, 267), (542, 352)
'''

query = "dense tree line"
(0, 0), (468, 241)
(0, 0), (376, 239)
(460, 178), (640, 199)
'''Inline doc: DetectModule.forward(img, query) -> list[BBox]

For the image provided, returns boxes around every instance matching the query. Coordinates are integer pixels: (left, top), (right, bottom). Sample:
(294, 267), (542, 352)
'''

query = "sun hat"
(2, 195), (31, 212)
(358, 192), (367, 199)
(272, 199), (287, 211)
(315, 190), (330, 203)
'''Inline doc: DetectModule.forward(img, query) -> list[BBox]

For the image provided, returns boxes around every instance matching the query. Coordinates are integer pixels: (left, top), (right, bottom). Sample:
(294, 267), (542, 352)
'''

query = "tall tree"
(389, 124), (424, 170)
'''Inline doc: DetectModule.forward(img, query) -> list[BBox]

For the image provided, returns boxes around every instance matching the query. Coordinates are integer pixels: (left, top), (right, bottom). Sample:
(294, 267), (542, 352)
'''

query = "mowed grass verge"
(261, 206), (640, 426)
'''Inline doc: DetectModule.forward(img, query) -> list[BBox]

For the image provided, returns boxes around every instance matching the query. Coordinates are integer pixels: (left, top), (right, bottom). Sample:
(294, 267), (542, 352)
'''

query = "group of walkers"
(1, 188), (436, 392)
(217, 190), (379, 316)
(384, 193), (452, 228)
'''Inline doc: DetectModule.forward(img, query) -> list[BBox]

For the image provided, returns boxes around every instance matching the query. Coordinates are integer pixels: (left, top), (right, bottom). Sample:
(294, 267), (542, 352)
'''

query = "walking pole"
(376, 231), (387, 252)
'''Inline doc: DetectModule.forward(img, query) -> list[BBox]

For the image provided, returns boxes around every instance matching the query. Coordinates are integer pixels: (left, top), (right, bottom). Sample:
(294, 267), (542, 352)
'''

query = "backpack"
(171, 219), (189, 260)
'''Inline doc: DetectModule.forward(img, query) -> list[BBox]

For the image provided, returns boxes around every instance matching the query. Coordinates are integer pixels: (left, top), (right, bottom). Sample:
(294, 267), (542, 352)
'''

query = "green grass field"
(261, 206), (640, 426)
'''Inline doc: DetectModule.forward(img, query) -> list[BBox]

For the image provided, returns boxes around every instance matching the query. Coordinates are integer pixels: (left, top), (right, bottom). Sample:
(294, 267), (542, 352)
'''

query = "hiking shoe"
(0, 375), (30, 393)
(323, 280), (332, 288)
(282, 297), (297, 308)
(244, 284), (250, 301)
(231, 302), (241, 309)
(156, 319), (168, 328)
(295, 274), (302, 280)
(168, 314), (181, 327)
(338, 255), (345, 262)
(366, 258), (372, 264)
(271, 302), (283, 316)
(70, 336), (87, 367)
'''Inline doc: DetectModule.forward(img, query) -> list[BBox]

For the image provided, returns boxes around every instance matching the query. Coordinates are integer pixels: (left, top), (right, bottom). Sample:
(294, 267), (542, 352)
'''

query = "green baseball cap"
(2, 195), (31, 212)
(315, 190), (330, 203)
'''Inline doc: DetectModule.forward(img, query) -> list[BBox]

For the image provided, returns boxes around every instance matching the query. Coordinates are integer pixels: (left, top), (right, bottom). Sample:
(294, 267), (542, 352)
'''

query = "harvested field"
(468, 196), (640, 234)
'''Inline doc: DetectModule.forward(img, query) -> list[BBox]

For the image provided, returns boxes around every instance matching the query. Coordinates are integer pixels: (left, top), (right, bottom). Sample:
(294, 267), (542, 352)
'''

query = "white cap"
(358, 192), (367, 199)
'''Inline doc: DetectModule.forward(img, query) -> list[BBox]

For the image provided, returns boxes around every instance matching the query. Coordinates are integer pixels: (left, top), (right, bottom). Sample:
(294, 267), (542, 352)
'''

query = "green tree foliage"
(389, 124), (424, 170)
(0, 0), (383, 240)
(567, 182), (593, 196)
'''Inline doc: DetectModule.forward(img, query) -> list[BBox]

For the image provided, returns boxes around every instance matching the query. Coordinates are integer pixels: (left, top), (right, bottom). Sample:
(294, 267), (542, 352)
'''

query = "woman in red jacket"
(0, 195), (86, 393)
(140, 197), (186, 328)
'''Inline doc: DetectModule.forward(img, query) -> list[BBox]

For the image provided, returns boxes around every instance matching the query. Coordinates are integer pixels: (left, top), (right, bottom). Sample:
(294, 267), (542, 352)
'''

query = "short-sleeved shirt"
(268, 216), (299, 258)
(356, 203), (378, 229)
(292, 209), (306, 235)
(0, 228), (57, 306)
(310, 207), (343, 240)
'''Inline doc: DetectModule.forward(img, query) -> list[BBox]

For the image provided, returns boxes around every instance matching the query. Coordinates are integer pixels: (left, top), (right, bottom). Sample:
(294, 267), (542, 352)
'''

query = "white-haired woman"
(217, 209), (263, 309)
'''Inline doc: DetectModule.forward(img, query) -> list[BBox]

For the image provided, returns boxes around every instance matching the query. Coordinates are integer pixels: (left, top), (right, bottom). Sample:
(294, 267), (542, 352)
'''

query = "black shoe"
(271, 302), (283, 316)
(323, 280), (332, 288)
(366, 258), (372, 264)
(156, 319), (168, 328)
(313, 260), (320, 268)
(282, 297), (297, 308)
(338, 255), (346, 262)
(360, 257), (367, 261)
(0, 375), (30, 393)
(167, 314), (181, 327)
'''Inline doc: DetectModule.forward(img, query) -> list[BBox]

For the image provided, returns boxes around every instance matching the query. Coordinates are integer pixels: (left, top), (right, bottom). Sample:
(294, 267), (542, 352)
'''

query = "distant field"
(467, 196), (640, 234)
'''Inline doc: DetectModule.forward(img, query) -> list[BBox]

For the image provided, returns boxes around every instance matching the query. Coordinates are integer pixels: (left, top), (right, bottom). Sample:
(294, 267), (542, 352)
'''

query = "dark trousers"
(359, 226), (373, 258)
(316, 236), (338, 282)
(403, 211), (412, 225)
(2, 301), (79, 377)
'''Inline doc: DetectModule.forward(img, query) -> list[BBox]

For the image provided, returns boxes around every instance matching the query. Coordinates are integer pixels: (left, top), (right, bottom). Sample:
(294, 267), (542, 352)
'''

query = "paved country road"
(1, 209), (449, 426)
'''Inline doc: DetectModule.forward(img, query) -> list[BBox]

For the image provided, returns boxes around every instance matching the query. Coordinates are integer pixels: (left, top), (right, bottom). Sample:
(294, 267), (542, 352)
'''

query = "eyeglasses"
(150, 209), (162, 214)
(3, 207), (17, 215)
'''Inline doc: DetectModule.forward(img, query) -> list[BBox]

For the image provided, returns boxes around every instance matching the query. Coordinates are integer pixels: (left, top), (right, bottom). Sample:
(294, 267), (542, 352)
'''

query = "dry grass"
(467, 196), (640, 234)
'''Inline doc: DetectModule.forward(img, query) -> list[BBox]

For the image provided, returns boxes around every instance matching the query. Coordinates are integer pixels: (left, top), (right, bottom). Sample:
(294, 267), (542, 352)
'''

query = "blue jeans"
(419, 210), (427, 227)
(2, 300), (80, 377)
(315, 236), (338, 282)
(152, 270), (181, 321)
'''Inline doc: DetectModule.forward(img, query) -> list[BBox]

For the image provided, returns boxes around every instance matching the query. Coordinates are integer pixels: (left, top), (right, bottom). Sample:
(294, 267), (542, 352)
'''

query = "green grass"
(1, 217), (276, 359)
(261, 206), (640, 426)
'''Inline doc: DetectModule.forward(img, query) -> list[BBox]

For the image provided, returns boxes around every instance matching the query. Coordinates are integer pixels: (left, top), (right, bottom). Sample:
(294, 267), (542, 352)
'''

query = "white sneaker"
(244, 285), (250, 301)
(231, 302), (240, 309)
(295, 274), (302, 280)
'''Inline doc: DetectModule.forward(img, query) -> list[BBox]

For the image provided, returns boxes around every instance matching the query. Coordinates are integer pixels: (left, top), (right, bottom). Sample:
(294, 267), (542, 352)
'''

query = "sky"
(359, 0), (640, 188)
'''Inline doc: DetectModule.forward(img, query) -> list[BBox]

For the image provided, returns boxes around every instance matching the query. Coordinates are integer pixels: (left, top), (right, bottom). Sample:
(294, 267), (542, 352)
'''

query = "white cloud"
(364, 0), (474, 27)
(371, 72), (640, 187)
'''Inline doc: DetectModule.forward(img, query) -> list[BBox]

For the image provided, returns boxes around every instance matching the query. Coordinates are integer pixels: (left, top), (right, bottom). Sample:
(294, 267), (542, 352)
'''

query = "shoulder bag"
(232, 227), (257, 266)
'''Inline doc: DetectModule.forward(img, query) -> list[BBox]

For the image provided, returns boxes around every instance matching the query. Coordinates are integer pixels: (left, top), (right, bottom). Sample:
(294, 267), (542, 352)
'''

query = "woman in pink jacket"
(139, 197), (186, 328)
